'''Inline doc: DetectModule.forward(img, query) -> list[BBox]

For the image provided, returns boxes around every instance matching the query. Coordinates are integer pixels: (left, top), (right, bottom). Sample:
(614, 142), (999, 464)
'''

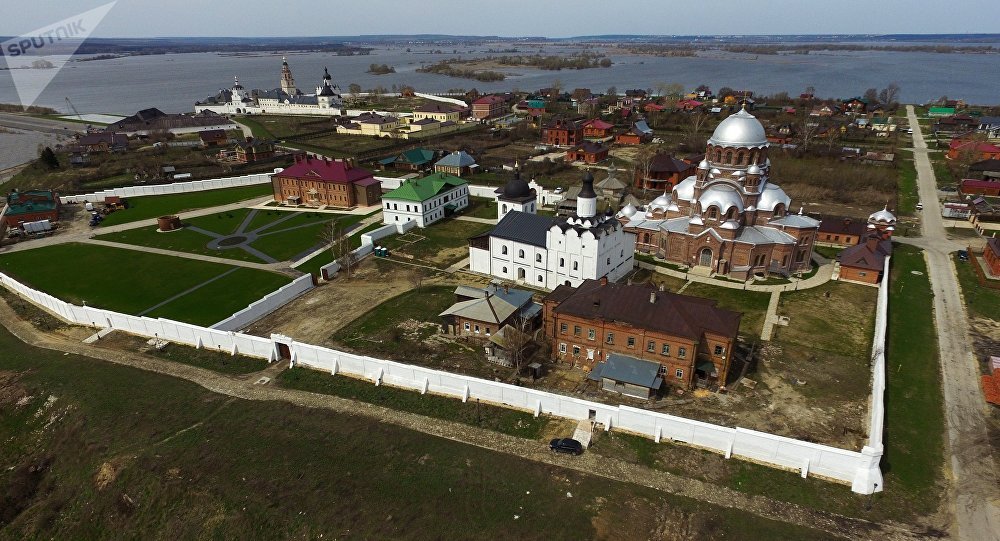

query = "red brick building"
(635, 153), (696, 191)
(234, 138), (275, 163)
(581, 118), (614, 139)
(471, 95), (507, 119)
(543, 279), (742, 389)
(818, 216), (868, 247)
(985, 237), (1000, 276)
(542, 118), (583, 146)
(271, 155), (381, 207)
(3, 190), (59, 228)
(960, 179), (1000, 197)
(565, 141), (609, 164)
(838, 235), (892, 284)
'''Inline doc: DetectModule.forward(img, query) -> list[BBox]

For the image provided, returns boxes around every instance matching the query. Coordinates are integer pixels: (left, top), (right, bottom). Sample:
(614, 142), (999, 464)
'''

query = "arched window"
(773, 204), (785, 217)
(518, 249), (525, 258)
(517, 268), (526, 280)
(502, 204), (508, 214)
(642, 233), (650, 244)
(502, 266), (507, 273)
(714, 148), (722, 162)
(708, 207), (718, 220)
(726, 208), (737, 220)
(573, 261), (579, 271)
(559, 257), (565, 267)
(501, 246), (508, 255)
(535, 253), (542, 263)
(538, 275), (543, 283)
(725, 151), (734, 164)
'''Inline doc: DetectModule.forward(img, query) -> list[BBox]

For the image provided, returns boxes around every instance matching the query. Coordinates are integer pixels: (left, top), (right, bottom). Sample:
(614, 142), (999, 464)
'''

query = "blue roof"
(436, 150), (476, 168)
(588, 354), (663, 389)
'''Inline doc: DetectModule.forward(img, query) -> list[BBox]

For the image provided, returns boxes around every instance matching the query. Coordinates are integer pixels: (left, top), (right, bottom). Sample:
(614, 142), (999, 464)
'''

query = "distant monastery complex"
(195, 57), (344, 116)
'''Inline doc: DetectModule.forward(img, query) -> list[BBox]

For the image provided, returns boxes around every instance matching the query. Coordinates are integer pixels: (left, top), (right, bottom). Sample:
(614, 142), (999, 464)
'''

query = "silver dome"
(868, 205), (897, 224)
(617, 203), (638, 218)
(673, 176), (697, 202)
(699, 185), (744, 215)
(649, 192), (672, 210)
(698, 159), (710, 169)
(747, 164), (762, 175)
(757, 182), (791, 212)
(708, 108), (768, 148)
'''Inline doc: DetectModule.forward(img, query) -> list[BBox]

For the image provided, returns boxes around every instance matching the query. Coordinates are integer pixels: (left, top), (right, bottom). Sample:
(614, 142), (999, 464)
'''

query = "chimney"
(599, 276), (608, 286)
(649, 291), (657, 304)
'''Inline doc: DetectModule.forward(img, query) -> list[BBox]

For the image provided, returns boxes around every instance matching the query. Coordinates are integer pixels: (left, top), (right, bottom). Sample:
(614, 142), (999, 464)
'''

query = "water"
(1, 44), (998, 115)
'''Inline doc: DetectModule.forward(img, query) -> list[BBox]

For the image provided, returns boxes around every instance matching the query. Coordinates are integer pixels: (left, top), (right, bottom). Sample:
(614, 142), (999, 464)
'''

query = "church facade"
(195, 57), (344, 116)
(619, 109), (819, 280)
(470, 170), (635, 290)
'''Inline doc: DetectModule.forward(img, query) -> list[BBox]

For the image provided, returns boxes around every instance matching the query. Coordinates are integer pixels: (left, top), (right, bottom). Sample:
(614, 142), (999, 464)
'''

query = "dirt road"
(907, 105), (1000, 541)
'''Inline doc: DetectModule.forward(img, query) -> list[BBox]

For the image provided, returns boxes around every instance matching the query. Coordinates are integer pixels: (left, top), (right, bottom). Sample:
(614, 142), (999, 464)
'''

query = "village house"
(110, 107), (235, 136)
(434, 150), (477, 177)
(809, 104), (837, 117)
(378, 148), (437, 172)
(676, 99), (703, 111)
(615, 120), (653, 145)
(928, 106), (956, 117)
(381, 172), (468, 227)
(543, 278), (742, 390)
(818, 216), (868, 247)
(961, 179), (1000, 197)
(471, 94), (507, 119)
(2, 190), (59, 228)
(636, 152), (696, 191)
(233, 138), (275, 163)
(948, 139), (1000, 161)
(271, 155), (381, 208)
(336, 112), (401, 137)
(198, 129), (229, 148)
(837, 234), (892, 285)
(985, 237), (1000, 276)
(517, 99), (547, 117)
(588, 354), (665, 399)
(933, 114), (978, 137)
(439, 284), (542, 340)
(565, 141), (609, 164)
(977, 116), (1000, 140)
(968, 159), (1000, 180)
(582, 118), (615, 139)
(543, 118), (584, 146)
(77, 132), (128, 153)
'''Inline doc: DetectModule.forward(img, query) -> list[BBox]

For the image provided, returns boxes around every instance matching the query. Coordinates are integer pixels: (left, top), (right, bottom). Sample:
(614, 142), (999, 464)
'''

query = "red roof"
(472, 95), (505, 105)
(583, 118), (614, 130)
(950, 140), (1000, 153)
(961, 179), (1000, 189)
(644, 103), (667, 112)
(277, 156), (374, 184)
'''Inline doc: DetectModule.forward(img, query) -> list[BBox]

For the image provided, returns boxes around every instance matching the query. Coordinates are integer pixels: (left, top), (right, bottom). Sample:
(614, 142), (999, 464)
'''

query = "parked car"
(957, 250), (969, 262)
(549, 438), (584, 455)
(915, 202), (924, 211)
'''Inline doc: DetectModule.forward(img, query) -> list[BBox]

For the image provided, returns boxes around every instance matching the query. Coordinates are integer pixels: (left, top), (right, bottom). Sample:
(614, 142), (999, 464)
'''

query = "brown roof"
(818, 216), (868, 237)
(988, 237), (1000, 257)
(545, 279), (742, 340)
(839, 236), (892, 271)
(649, 153), (695, 174)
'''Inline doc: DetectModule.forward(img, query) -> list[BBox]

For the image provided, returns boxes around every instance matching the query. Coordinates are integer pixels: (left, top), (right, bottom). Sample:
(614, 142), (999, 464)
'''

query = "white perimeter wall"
(210, 274), (314, 331)
(0, 255), (890, 494)
(60, 172), (277, 204)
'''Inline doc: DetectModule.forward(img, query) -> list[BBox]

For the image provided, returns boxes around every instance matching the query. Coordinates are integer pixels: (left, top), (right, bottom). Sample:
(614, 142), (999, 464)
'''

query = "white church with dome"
(194, 57), (344, 116)
(618, 108), (820, 280)
(469, 170), (635, 289)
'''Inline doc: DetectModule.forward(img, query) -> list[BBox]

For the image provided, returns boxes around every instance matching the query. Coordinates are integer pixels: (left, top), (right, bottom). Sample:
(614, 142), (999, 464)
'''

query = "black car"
(957, 250), (969, 262)
(549, 438), (584, 455)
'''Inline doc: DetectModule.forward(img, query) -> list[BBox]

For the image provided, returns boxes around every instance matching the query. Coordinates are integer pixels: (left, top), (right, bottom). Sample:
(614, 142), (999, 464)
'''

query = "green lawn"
(183, 208), (255, 236)
(381, 218), (493, 268)
(954, 253), (1000, 322)
(145, 267), (291, 326)
(93, 227), (265, 264)
(813, 245), (842, 259)
(331, 285), (454, 359)
(0, 243), (289, 324)
(148, 341), (269, 374)
(293, 221), (386, 276)
(0, 326), (838, 540)
(897, 158), (918, 216)
(461, 196), (499, 220)
(98, 184), (273, 227)
(249, 213), (363, 262)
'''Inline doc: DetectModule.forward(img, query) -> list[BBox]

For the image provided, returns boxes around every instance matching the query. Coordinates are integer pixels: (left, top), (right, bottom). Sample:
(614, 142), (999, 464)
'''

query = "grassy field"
(381, 218), (493, 268)
(147, 341), (269, 374)
(98, 184), (273, 227)
(954, 253), (1000, 322)
(93, 227), (266, 263)
(183, 208), (255, 235)
(0, 243), (289, 325)
(896, 157), (918, 216)
(0, 326), (837, 540)
(293, 221), (386, 276)
(462, 196), (500, 220)
(248, 212), (364, 262)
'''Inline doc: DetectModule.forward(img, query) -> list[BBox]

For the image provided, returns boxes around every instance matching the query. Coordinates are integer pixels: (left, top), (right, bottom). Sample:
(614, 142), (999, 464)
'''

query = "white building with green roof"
(381, 172), (469, 227)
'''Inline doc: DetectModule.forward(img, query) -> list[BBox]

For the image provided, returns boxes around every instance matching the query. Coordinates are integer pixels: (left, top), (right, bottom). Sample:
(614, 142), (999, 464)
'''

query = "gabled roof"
(440, 285), (535, 324)
(988, 237), (1000, 257)
(649, 153), (694, 174)
(384, 172), (466, 202)
(969, 159), (1000, 172)
(435, 150), (476, 168)
(582, 118), (614, 130)
(545, 279), (742, 340)
(5, 190), (57, 216)
(818, 216), (868, 236)
(568, 141), (609, 154)
(482, 211), (555, 248)
(199, 129), (227, 142)
(414, 103), (463, 113)
(588, 354), (663, 389)
(472, 95), (505, 105)
(840, 237), (892, 271)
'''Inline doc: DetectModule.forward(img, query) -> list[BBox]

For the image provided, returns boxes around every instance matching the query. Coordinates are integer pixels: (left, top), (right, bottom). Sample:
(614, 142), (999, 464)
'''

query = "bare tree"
(633, 145), (659, 193)
(685, 112), (710, 147)
(347, 83), (362, 103)
(878, 82), (901, 108)
(505, 313), (535, 377)
(319, 219), (357, 279)
(798, 118), (822, 153)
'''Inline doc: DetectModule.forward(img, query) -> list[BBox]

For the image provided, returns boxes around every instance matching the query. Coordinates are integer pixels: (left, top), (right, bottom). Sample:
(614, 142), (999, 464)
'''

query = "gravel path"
(0, 295), (935, 541)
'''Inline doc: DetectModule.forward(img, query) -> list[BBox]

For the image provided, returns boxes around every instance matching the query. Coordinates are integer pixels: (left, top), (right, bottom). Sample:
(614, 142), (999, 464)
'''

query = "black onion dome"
(502, 168), (531, 198)
(579, 169), (597, 199)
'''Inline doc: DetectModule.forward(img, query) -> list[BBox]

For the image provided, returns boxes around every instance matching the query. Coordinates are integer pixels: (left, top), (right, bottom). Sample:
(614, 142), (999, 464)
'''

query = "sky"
(2, 0), (1000, 38)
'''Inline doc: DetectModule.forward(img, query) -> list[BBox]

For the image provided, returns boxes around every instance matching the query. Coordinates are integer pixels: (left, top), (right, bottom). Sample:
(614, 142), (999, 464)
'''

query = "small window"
(678, 347), (687, 358)
(572, 346), (580, 355)
(463, 322), (470, 331)
(606, 257), (611, 265)
(588, 329), (596, 340)
(573, 261), (579, 271)
(675, 369), (684, 379)
(627, 337), (635, 348)
(486, 327), (491, 335)
(661, 344), (670, 356)
(714, 345), (724, 355)
(573, 325), (581, 336)
(518, 249), (525, 259)
(502, 266), (507, 273)
(559, 343), (567, 353)
(474, 325), (480, 333)
(501, 246), (508, 255)
(560, 323), (568, 334)
(537, 275), (543, 283)
(559, 257), (565, 267)
(535, 253), (542, 263)
(606, 332), (614, 344)
(647, 340), (655, 352)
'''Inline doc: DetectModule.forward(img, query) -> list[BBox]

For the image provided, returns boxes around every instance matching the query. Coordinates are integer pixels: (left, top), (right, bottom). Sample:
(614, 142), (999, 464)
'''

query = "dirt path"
(907, 105), (1000, 541)
(0, 296), (936, 541)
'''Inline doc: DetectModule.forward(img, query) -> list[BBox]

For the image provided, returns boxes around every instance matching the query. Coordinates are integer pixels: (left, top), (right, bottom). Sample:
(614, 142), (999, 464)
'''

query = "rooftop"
(587, 354), (663, 390)
(384, 172), (466, 203)
(277, 156), (374, 184)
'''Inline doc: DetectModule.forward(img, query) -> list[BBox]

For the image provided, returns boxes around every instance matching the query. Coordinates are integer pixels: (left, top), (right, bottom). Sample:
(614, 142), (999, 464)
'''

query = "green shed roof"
(384, 173), (467, 202)
(5, 190), (57, 216)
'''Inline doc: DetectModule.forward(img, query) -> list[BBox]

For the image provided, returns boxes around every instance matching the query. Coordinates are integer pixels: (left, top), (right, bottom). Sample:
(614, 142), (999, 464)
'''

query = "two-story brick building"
(471, 95), (507, 119)
(542, 118), (583, 146)
(543, 278), (741, 389)
(271, 155), (381, 208)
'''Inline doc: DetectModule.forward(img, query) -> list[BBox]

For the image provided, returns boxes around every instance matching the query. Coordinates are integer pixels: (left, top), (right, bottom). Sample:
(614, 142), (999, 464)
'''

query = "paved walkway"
(247, 202), (383, 216)
(0, 298), (933, 541)
(760, 291), (782, 341)
(454, 215), (497, 225)
(637, 255), (835, 293)
(906, 105), (1000, 541)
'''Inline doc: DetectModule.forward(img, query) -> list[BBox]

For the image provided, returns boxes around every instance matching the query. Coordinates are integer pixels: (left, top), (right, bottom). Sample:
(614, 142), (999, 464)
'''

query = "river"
(1, 44), (998, 114)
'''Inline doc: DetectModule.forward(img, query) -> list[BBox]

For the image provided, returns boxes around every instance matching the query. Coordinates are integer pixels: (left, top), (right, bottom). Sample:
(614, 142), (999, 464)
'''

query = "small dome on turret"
(618, 203), (638, 218)
(698, 159), (710, 169)
(501, 167), (531, 199)
(868, 205), (897, 225)
(747, 164), (762, 175)
(323, 67), (332, 81)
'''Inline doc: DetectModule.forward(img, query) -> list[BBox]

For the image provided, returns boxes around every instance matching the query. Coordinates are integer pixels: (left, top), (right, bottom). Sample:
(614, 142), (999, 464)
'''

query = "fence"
(967, 244), (1000, 290)
(210, 274), (315, 331)
(317, 221), (416, 280)
(59, 171), (277, 204)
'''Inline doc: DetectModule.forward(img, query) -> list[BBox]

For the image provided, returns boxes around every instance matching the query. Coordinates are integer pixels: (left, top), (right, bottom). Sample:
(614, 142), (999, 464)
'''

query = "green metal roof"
(379, 148), (435, 166)
(5, 190), (57, 216)
(384, 172), (467, 202)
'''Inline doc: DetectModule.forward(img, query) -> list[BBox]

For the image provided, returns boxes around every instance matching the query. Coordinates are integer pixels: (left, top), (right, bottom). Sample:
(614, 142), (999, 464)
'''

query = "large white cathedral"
(469, 170), (636, 290)
(194, 57), (344, 116)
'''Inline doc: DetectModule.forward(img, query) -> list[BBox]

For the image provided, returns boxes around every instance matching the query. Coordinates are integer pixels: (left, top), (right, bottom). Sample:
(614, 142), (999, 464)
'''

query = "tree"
(319, 219), (356, 280)
(347, 83), (362, 101)
(633, 146), (659, 193)
(550, 78), (563, 97)
(863, 88), (879, 104)
(878, 82), (901, 107)
(369, 85), (386, 104)
(504, 313), (535, 377)
(38, 146), (59, 169)
(804, 85), (816, 96)
(717, 87), (735, 99)
(798, 118), (822, 153)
